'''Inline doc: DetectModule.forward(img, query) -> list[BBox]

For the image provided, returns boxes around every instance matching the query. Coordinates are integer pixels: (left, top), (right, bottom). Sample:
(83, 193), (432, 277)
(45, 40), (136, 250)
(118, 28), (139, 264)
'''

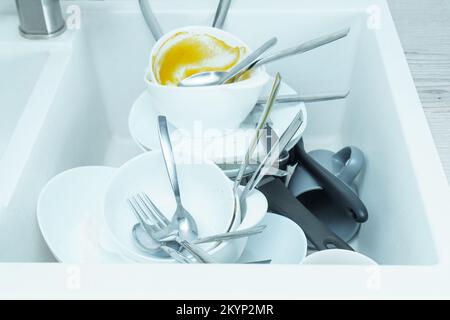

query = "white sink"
(0, 51), (47, 157)
(0, 0), (449, 298)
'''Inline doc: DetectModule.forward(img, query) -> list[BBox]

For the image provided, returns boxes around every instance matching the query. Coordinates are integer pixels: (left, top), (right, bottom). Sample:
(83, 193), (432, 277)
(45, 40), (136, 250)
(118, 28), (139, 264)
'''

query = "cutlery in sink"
(128, 193), (216, 263)
(180, 28), (350, 87)
(129, 193), (267, 263)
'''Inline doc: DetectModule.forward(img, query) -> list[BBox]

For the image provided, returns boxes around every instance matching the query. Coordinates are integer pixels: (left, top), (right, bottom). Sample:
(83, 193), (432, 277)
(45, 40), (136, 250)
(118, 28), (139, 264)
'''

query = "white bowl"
(37, 166), (124, 263)
(238, 213), (308, 264)
(302, 249), (377, 265)
(145, 26), (270, 132)
(103, 150), (240, 263)
(113, 185), (268, 264)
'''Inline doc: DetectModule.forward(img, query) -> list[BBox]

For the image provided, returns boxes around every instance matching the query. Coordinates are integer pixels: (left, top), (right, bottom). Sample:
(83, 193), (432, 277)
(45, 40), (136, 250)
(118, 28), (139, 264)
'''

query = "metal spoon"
(179, 37), (277, 87)
(212, 0), (232, 29)
(256, 91), (349, 105)
(157, 116), (199, 241)
(180, 28), (349, 87)
(251, 28), (350, 69)
(240, 109), (304, 202)
(138, 0), (163, 40)
(233, 73), (281, 194)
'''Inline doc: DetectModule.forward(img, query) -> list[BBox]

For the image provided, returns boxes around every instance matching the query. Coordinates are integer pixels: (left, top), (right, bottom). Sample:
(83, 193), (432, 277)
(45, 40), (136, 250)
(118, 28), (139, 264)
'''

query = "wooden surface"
(388, 0), (450, 182)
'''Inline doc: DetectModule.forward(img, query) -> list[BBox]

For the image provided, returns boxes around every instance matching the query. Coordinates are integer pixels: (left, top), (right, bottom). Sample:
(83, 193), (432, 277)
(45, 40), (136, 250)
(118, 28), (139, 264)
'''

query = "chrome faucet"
(15, 0), (66, 39)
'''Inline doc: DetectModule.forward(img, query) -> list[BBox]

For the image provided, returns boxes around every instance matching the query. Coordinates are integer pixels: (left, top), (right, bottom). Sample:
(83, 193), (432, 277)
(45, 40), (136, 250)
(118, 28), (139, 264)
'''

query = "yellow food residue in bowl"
(153, 32), (247, 86)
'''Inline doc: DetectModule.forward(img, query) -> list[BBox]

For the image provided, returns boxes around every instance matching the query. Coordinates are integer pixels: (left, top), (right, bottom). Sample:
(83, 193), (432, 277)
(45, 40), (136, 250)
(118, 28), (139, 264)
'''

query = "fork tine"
(135, 193), (164, 229)
(141, 192), (171, 226)
(127, 197), (147, 225)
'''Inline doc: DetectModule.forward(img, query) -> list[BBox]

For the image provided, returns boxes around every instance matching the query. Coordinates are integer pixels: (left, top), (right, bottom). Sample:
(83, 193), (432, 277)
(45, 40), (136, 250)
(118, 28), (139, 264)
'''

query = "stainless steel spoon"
(179, 37), (277, 87)
(212, 0), (232, 29)
(180, 28), (349, 87)
(233, 73), (281, 194)
(256, 91), (349, 105)
(138, 0), (163, 40)
(251, 28), (350, 69)
(157, 116), (198, 241)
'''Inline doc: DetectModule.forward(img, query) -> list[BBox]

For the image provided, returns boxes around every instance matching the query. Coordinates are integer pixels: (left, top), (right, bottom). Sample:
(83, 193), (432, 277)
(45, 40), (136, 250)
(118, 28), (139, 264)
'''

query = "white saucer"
(37, 166), (125, 263)
(129, 79), (307, 164)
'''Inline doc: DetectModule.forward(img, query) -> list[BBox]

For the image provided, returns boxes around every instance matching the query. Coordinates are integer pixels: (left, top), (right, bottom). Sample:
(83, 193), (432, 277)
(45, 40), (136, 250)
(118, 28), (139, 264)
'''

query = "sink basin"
(0, 51), (48, 157)
(0, 0), (449, 298)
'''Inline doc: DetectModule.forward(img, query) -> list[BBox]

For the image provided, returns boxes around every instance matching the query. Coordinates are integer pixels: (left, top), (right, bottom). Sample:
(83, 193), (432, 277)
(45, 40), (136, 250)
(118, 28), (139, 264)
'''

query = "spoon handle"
(241, 110), (304, 200)
(256, 91), (349, 105)
(160, 246), (192, 264)
(212, 0), (232, 29)
(157, 116), (183, 207)
(218, 37), (277, 85)
(138, 0), (163, 40)
(233, 73), (281, 192)
(194, 225), (266, 244)
(253, 28), (350, 68)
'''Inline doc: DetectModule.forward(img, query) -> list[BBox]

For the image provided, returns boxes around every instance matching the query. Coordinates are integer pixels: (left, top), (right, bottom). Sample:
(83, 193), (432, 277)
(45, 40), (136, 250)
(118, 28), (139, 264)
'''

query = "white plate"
(129, 79), (307, 164)
(238, 212), (308, 264)
(37, 167), (125, 263)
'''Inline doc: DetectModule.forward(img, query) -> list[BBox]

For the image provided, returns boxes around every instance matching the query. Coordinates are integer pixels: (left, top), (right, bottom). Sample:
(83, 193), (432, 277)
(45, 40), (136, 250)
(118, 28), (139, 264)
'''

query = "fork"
(127, 194), (216, 263)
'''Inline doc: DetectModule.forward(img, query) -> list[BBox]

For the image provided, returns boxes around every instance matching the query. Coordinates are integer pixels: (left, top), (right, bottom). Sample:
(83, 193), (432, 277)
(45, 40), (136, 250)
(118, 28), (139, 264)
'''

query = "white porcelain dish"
(148, 25), (250, 85)
(103, 150), (240, 263)
(123, 185), (269, 264)
(145, 26), (270, 132)
(238, 212), (308, 264)
(131, 78), (307, 164)
(302, 249), (377, 265)
(37, 166), (124, 263)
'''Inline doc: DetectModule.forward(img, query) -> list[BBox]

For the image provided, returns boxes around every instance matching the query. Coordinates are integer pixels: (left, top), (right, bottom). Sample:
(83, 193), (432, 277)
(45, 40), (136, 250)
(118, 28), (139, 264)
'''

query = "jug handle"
(333, 147), (365, 185)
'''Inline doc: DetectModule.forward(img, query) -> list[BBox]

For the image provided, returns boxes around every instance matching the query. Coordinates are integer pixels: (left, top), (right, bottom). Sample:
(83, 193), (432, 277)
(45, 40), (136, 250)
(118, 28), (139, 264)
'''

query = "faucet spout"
(15, 0), (66, 39)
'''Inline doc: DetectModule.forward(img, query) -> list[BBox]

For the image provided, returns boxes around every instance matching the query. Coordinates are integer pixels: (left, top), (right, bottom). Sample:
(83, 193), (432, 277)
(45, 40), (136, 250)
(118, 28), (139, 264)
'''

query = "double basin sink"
(0, 0), (450, 298)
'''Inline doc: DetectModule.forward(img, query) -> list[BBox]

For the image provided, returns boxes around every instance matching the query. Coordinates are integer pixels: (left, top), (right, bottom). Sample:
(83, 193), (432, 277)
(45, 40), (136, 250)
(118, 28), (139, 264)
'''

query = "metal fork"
(127, 194), (216, 263)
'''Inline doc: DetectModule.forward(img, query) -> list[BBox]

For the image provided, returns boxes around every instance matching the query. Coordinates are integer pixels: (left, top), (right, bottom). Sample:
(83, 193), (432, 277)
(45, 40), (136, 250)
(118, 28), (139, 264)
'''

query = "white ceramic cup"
(145, 26), (270, 133)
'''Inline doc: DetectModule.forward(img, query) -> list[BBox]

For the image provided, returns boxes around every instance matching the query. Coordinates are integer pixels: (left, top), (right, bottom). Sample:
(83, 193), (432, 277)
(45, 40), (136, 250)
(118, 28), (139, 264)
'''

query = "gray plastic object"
(288, 143), (366, 243)
(258, 177), (353, 251)
(290, 140), (368, 223)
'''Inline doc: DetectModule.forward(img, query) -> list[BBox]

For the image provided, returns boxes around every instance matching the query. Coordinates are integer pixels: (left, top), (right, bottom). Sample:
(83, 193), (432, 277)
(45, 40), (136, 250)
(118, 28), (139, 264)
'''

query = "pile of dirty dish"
(37, 1), (376, 265)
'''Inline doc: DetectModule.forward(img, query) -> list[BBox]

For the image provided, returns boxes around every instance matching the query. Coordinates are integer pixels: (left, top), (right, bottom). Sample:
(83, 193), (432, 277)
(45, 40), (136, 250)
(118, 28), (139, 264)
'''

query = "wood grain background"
(389, 0), (450, 182)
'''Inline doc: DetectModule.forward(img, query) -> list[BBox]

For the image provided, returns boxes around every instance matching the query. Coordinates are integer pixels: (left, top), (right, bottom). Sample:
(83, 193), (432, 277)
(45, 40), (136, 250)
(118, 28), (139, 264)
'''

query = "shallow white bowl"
(37, 167), (124, 263)
(103, 150), (240, 263)
(145, 26), (270, 132)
